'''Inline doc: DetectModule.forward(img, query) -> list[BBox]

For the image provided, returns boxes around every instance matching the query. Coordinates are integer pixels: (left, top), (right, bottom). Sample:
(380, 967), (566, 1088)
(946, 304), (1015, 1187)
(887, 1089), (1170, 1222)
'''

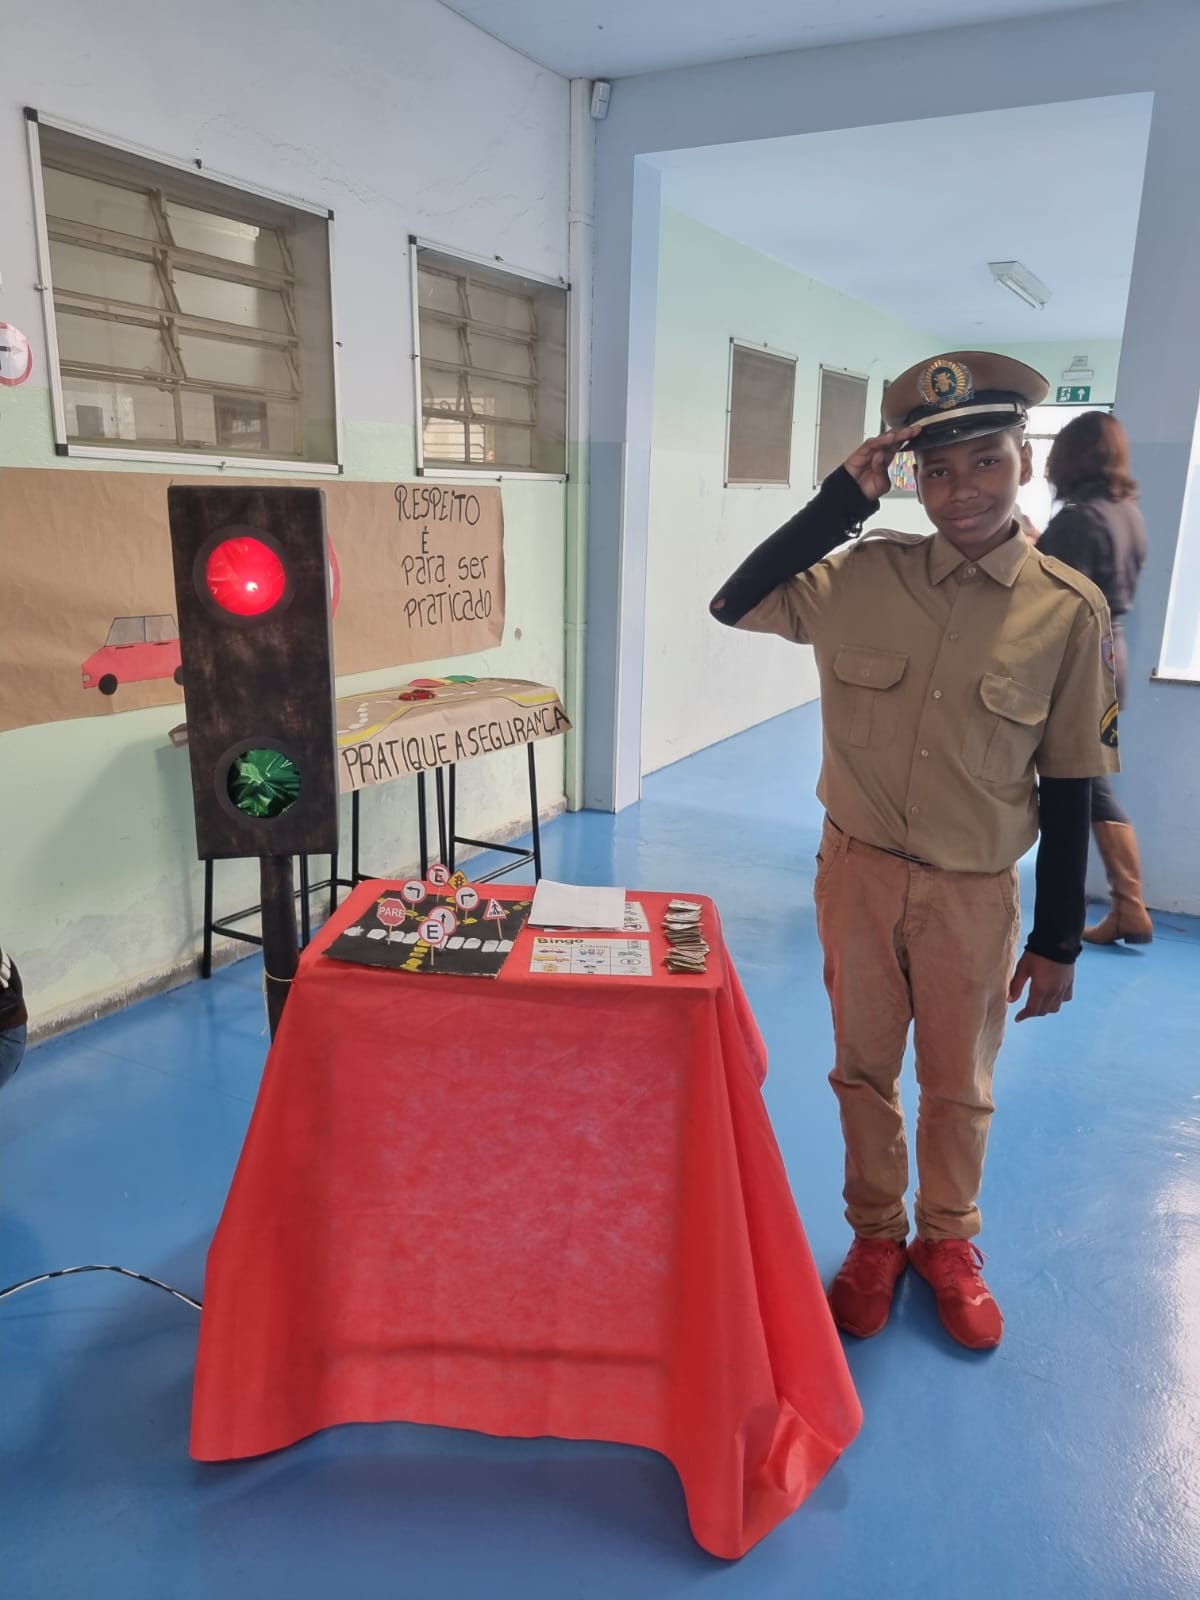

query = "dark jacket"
(1037, 496), (1147, 621)
(1038, 495), (1146, 706)
(1, 947), (26, 1031)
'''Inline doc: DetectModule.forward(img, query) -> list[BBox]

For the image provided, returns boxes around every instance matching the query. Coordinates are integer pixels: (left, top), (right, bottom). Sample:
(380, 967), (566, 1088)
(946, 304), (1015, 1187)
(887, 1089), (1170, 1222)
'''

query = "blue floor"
(3, 702), (1199, 1599)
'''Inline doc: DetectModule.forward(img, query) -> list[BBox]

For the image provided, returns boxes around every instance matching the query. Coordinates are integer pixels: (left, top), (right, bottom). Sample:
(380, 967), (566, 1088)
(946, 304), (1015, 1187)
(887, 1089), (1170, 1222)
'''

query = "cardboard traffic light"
(167, 485), (338, 863)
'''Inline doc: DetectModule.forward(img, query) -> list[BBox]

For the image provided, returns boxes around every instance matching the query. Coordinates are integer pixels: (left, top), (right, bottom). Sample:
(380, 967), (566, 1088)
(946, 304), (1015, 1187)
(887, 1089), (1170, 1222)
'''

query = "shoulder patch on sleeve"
(1100, 701), (1119, 749)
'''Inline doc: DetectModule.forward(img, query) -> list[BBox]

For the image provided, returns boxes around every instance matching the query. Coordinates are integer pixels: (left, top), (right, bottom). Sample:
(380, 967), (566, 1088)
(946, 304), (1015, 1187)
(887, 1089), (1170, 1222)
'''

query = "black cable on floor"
(0, 1264), (202, 1311)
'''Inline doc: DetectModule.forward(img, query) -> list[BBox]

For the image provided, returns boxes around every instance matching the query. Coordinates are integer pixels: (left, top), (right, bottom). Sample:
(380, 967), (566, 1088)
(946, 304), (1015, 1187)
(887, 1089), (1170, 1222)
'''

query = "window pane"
(43, 166), (157, 240)
(178, 335), (292, 391)
(64, 380), (139, 440)
(418, 269), (463, 316)
(164, 201), (284, 271)
(469, 375), (534, 424)
(275, 402), (310, 459)
(422, 370), (466, 414)
(466, 282), (533, 334)
(424, 415), (486, 465)
(727, 346), (796, 485)
(488, 424), (533, 470)
(145, 615), (177, 643)
(467, 331), (534, 380)
(180, 390), (218, 446)
(214, 394), (269, 450)
(421, 319), (464, 366)
(815, 369), (868, 485)
(57, 313), (169, 375)
(48, 240), (165, 309)
(126, 384), (180, 442)
(174, 270), (290, 333)
(64, 378), (176, 444)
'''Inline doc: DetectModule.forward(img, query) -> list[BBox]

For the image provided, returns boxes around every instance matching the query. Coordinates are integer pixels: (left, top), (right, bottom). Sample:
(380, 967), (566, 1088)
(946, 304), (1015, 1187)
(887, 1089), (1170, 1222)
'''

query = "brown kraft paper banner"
(0, 469), (504, 734)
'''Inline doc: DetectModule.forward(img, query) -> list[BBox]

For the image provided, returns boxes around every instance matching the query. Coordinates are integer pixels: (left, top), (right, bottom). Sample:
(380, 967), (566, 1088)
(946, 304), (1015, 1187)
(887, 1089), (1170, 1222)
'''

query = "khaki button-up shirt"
(738, 527), (1119, 873)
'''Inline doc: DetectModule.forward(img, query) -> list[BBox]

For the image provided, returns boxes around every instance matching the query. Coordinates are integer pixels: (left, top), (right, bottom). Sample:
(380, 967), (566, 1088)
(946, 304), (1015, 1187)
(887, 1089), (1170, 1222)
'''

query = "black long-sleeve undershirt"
(710, 468), (1088, 964)
(710, 468), (876, 625)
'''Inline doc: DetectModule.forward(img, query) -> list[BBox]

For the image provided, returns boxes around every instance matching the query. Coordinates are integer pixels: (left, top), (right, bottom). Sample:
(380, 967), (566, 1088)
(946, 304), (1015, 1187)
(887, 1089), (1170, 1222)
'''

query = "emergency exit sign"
(1056, 384), (1092, 402)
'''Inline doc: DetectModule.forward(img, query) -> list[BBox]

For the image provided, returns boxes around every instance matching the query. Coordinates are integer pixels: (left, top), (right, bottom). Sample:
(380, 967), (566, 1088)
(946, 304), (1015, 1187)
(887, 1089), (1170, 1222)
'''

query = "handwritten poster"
(337, 676), (571, 790)
(392, 485), (499, 641)
(0, 469), (504, 733)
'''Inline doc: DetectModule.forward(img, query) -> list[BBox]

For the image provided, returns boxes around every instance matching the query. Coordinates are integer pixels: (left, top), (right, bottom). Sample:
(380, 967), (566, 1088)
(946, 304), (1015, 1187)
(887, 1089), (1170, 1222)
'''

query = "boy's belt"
(827, 817), (935, 869)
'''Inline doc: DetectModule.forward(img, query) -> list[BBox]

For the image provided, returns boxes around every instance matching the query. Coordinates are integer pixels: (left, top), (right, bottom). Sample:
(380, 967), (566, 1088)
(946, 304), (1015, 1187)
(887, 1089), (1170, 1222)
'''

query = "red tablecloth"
(191, 882), (861, 1558)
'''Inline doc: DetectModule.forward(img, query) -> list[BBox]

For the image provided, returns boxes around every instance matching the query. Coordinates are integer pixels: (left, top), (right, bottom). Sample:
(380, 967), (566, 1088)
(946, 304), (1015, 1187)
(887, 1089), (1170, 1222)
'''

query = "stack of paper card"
(663, 899), (709, 974)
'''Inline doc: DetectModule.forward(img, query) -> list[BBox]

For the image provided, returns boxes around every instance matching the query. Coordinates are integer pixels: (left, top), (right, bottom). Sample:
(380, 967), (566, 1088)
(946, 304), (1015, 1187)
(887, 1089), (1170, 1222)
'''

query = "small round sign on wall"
(0, 323), (33, 387)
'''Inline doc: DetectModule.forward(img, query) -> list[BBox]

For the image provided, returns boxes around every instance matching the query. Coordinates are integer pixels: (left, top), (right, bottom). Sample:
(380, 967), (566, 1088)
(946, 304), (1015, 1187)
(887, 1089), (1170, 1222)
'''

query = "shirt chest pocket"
(964, 672), (1051, 784)
(830, 645), (909, 749)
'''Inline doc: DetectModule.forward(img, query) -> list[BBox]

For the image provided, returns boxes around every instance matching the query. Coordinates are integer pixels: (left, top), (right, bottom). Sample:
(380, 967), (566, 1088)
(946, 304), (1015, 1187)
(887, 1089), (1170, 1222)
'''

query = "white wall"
(642, 207), (939, 775)
(1, 0), (570, 1027)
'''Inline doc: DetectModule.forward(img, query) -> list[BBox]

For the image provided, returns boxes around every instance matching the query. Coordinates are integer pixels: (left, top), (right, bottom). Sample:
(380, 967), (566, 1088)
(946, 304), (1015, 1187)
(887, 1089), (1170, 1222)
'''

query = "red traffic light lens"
(205, 537), (286, 616)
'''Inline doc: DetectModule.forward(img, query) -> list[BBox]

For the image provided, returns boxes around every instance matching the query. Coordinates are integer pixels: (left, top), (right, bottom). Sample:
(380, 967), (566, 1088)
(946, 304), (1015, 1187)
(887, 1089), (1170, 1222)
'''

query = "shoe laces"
(845, 1238), (904, 1293)
(925, 1240), (989, 1296)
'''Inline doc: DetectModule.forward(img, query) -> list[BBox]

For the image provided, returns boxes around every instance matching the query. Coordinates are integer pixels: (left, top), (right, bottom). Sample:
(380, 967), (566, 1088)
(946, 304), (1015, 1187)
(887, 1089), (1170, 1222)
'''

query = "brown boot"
(1084, 822), (1154, 946)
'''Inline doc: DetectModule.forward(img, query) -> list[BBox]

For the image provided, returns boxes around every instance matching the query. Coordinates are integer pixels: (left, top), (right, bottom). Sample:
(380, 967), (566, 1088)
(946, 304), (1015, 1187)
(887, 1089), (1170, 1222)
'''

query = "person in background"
(1037, 412), (1152, 945)
(0, 946), (27, 1088)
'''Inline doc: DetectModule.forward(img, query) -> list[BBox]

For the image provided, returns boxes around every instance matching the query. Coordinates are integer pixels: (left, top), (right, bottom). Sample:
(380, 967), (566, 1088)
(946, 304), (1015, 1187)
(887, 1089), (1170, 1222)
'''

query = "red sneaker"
(828, 1238), (908, 1338)
(908, 1239), (1004, 1349)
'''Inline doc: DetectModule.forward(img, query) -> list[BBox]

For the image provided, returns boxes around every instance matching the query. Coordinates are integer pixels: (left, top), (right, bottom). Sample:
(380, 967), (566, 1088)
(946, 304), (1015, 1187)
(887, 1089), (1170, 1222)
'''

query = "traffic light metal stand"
(259, 855), (299, 1039)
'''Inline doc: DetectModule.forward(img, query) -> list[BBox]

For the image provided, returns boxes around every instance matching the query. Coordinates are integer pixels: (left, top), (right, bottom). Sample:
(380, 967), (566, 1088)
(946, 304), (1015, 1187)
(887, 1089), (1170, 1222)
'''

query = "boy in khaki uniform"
(711, 353), (1118, 1350)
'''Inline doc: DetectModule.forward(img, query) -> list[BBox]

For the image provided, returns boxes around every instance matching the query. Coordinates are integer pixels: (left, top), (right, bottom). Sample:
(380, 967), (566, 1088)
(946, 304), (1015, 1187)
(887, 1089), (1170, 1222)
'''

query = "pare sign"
(0, 324), (33, 387)
(376, 898), (408, 929)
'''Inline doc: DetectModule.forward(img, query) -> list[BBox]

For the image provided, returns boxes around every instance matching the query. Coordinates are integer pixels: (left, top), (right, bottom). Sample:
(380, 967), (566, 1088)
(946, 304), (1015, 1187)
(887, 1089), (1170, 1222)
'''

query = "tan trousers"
(813, 819), (1021, 1243)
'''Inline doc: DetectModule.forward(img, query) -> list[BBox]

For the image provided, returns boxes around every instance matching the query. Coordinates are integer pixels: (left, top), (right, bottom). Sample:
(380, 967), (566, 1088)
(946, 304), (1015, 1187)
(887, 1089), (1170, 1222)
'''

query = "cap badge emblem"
(919, 360), (974, 410)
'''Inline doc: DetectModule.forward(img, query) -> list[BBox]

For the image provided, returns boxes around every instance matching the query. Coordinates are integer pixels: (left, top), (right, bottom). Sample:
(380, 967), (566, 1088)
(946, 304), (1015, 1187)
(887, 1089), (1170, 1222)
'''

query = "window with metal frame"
(32, 121), (338, 466)
(815, 366), (869, 486)
(725, 341), (796, 486)
(414, 245), (567, 475)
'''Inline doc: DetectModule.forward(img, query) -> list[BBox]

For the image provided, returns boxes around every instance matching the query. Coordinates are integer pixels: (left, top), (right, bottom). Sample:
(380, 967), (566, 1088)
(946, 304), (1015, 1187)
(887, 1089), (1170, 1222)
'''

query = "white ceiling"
(438, 0), (1123, 79)
(650, 94), (1152, 342)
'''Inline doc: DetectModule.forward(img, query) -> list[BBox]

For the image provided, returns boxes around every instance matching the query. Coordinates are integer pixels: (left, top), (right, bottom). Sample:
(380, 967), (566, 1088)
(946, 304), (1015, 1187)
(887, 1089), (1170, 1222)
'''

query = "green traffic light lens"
(227, 748), (300, 819)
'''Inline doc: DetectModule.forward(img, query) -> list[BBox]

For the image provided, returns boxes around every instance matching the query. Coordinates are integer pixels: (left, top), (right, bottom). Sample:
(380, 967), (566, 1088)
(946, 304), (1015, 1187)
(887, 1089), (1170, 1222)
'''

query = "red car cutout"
(82, 547), (340, 698)
(82, 615), (184, 696)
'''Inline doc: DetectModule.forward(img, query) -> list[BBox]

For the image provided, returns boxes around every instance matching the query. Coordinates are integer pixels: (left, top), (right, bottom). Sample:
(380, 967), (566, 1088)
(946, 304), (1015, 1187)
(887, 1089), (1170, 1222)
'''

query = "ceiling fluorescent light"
(988, 260), (1051, 311)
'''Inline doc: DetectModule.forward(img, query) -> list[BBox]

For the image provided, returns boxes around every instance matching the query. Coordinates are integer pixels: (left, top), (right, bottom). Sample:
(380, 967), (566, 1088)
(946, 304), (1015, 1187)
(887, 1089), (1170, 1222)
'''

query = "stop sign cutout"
(376, 898), (407, 928)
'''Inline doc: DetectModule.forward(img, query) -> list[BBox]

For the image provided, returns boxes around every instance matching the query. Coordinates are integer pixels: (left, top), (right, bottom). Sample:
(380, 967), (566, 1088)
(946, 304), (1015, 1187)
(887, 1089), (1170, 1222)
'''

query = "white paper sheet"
(529, 879), (626, 932)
